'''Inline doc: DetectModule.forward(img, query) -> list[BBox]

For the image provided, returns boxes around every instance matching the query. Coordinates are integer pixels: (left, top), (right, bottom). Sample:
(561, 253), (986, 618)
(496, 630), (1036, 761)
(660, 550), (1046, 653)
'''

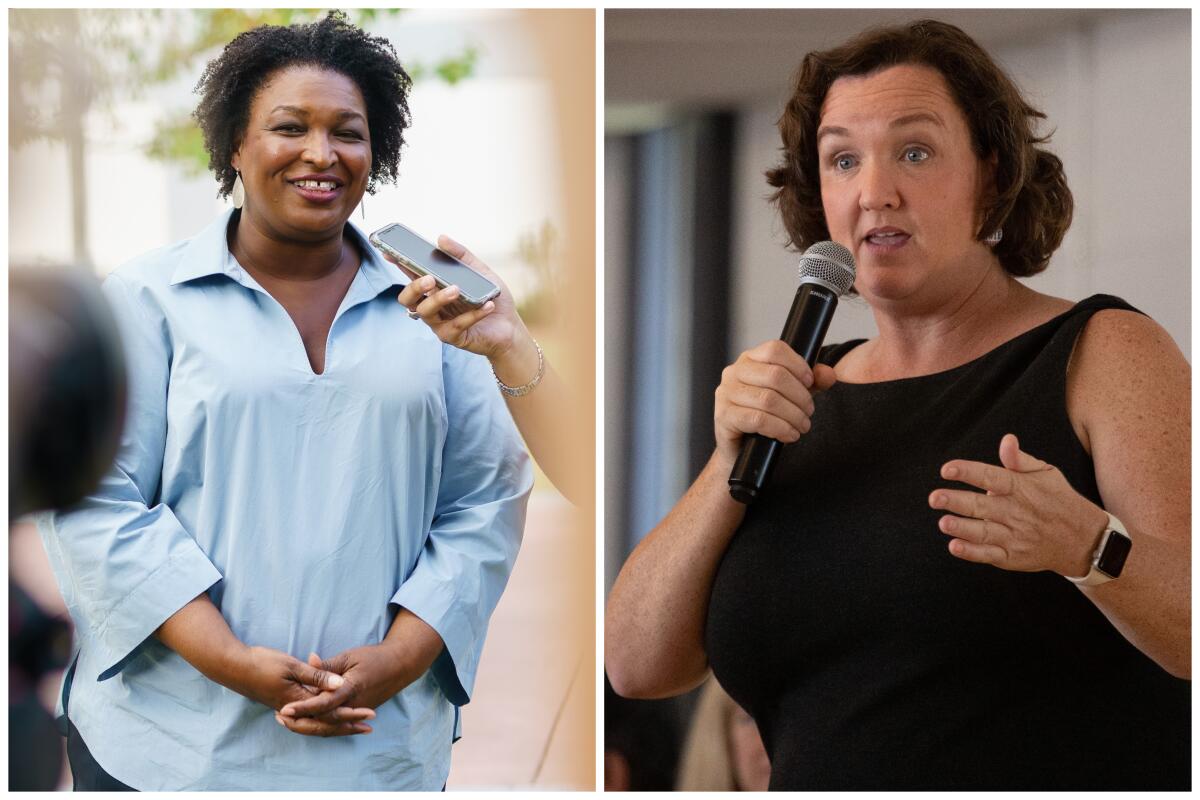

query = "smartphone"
(369, 223), (500, 316)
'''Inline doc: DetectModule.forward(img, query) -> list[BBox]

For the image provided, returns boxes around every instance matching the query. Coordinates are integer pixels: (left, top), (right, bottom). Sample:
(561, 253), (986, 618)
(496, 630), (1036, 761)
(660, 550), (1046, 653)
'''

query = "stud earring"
(985, 227), (1003, 245)
(231, 172), (245, 209)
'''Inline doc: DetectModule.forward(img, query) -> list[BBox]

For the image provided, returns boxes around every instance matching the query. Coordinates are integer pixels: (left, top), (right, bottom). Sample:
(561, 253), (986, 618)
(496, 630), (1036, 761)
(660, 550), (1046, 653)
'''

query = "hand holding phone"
(390, 233), (535, 370)
(370, 223), (500, 319)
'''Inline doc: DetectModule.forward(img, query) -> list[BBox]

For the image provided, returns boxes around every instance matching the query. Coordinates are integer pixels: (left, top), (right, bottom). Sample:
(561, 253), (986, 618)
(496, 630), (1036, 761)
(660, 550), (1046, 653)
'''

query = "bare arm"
(1069, 310), (1190, 677)
(154, 593), (251, 688)
(488, 329), (589, 505)
(605, 340), (836, 699)
(605, 450), (746, 698)
(394, 237), (589, 505)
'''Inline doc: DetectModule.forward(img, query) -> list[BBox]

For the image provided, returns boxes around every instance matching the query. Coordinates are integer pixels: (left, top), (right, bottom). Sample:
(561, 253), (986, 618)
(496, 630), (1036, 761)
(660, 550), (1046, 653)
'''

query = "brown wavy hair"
(766, 19), (1073, 278)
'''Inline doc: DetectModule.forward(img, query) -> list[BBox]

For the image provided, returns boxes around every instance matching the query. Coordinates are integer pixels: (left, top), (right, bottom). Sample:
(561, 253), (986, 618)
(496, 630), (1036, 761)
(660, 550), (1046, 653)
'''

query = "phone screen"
(372, 224), (498, 301)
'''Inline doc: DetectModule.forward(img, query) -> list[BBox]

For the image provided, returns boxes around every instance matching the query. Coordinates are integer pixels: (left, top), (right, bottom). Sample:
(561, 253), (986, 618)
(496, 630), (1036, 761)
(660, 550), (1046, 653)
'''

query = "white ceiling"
(605, 9), (1170, 108)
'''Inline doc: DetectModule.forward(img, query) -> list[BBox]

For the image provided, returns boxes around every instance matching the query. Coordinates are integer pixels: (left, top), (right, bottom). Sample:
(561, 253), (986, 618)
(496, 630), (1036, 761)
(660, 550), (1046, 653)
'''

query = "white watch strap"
(1066, 512), (1129, 586)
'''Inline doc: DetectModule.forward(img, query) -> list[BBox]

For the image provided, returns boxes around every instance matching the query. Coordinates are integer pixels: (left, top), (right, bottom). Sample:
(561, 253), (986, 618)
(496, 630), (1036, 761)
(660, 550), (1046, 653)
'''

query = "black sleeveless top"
(705, 295), (1190, 790)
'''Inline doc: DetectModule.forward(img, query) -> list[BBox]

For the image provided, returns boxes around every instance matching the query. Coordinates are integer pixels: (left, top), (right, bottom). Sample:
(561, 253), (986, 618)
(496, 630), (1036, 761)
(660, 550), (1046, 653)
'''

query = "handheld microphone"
(728, 241), (856, 504)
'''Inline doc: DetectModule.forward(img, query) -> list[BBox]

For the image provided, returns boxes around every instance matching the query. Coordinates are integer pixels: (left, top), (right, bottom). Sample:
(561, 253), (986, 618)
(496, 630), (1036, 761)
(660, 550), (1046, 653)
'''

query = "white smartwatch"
(1066, 512), (1132, 586)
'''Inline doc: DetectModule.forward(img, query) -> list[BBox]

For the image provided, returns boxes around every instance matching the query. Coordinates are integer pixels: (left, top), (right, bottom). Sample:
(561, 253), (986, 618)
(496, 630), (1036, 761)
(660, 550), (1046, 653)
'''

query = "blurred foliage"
(144, 117), (209, 176)
(10, 8), (481, 171)
(514, 220), (562, 327)
(138, 9), (340, 84)
(408, 46), (479, 86)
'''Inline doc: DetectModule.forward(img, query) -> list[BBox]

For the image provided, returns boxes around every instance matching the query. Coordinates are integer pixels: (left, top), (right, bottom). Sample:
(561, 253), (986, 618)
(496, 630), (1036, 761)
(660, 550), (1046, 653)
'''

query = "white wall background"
(607, 9), (1191, 359)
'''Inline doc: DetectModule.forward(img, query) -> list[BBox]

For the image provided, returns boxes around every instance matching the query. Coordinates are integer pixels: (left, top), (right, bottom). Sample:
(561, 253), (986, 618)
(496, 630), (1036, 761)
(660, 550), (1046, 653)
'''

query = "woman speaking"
(606, 20), (1189, 790)
(37, 12), (530, 790)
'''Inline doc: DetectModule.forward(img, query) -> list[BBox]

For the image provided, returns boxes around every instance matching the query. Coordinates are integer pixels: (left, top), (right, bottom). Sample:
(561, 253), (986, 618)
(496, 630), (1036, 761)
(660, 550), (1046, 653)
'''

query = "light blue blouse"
(36, 209), (532, 790)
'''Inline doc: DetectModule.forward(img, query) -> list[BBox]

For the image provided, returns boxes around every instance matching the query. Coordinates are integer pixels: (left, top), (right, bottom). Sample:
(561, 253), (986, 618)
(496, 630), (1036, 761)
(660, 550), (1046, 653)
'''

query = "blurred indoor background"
(9, 7), (594, 790)
(604, 8), (1189, 790)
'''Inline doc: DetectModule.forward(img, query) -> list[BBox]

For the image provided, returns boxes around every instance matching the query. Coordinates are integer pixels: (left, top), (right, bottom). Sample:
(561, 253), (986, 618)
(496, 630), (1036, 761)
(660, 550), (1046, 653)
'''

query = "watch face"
(1097, 530), (1133, 577)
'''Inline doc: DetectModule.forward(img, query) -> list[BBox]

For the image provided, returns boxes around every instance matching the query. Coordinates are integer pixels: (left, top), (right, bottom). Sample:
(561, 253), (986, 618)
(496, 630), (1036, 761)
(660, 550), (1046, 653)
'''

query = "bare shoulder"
(1075, 308), (1185, 360)
(1069, 309), (1189, 397)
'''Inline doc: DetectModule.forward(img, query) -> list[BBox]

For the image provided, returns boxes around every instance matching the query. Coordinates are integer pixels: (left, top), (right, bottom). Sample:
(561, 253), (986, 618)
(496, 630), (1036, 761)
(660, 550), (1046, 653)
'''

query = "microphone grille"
(798, 241), (856, 296)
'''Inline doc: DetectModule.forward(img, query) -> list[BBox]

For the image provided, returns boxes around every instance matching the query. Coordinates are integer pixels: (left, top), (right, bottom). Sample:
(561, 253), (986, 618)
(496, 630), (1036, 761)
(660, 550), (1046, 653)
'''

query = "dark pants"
(66, 719), (135, 791)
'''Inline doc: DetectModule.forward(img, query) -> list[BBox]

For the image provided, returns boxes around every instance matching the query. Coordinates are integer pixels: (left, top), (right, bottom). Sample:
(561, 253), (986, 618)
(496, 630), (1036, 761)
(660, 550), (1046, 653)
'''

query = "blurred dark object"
(10, 584), (72, 690)
(10, 265), (126, 790)
(604, 675), (686, 791)
(9, 266), (126, 521)
(10, 584), (73, 790)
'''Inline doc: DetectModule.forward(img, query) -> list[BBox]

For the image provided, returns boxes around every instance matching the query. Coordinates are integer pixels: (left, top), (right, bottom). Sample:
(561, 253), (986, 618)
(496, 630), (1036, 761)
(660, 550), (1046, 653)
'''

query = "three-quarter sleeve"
(390, 345), (533, 704)
(36, 273), (222, 680)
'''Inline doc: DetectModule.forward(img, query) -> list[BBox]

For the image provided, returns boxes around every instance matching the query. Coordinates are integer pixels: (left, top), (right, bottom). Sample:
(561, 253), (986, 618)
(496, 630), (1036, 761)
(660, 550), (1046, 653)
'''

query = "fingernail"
(281, 707), (295, 717)
(483, 301), (494, 312)
(328, 675), (344, 688)
(932, 493), (946, 508)
(802, 373), (814, 387)
(275, 715), (285, 726)
(943, 465), (958, 478)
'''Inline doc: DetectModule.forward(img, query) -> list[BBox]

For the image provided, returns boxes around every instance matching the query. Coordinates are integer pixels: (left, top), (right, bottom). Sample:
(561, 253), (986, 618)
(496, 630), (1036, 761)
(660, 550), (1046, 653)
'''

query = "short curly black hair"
(193, 11), (412, 198)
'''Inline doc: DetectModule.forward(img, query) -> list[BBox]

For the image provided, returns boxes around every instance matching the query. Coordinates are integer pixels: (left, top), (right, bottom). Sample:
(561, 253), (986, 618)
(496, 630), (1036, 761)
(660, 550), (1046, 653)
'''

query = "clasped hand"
(274, 641), (419, 738)
(931, 433), (1109, 578)
(237, 646), (377, 737)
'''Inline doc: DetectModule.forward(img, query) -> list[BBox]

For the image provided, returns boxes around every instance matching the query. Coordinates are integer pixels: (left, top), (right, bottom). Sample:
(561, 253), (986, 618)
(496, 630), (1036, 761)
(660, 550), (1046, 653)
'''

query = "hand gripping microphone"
(728, 241), (856, 504)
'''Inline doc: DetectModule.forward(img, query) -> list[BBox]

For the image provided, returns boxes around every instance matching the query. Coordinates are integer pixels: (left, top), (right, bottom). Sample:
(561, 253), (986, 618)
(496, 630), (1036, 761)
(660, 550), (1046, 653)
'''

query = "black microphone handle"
(728, 282), (838, 504)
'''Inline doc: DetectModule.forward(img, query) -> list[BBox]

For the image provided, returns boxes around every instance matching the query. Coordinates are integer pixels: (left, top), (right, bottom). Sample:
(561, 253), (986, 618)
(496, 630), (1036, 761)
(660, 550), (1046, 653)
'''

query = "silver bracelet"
(493, 340), (545, 397)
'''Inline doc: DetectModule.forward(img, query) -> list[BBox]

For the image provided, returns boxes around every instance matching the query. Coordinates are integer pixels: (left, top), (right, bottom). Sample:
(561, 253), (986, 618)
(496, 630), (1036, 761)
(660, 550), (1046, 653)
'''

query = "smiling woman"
(35, 11), (532, 791)
(231, 69), (371, 242)
(226, 66), (373, 374)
